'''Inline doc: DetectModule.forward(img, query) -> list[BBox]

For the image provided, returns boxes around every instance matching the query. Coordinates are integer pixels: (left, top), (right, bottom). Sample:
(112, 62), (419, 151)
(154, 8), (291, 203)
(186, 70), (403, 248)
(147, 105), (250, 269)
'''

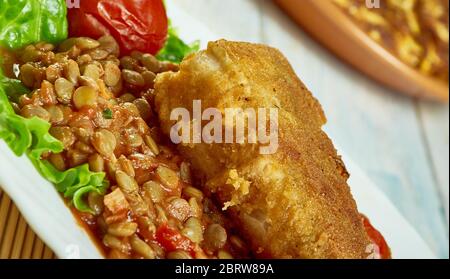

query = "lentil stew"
(1, 35), (247, 259)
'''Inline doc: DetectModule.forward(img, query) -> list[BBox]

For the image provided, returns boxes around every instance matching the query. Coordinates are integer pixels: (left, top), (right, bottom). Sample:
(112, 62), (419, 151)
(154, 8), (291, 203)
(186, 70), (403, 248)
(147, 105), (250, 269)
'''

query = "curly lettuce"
(0, 73), (108, 214)
(157, 24), (200, 63)
(0, 74), (29, 103)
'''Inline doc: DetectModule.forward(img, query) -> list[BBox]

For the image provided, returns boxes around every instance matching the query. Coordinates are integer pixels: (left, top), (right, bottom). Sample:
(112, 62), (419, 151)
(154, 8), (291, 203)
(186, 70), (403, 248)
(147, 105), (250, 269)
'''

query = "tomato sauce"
(362, 215), (391, 259)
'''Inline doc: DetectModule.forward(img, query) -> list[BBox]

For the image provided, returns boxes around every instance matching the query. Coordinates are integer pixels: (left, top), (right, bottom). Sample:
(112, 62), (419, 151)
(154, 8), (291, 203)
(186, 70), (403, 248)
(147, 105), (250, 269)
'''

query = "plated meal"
(0, 0), (391, 259)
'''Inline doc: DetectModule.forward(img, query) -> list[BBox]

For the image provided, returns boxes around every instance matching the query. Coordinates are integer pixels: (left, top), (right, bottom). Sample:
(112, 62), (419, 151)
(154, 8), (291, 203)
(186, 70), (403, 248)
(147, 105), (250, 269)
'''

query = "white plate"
(0, 1), (436, 259)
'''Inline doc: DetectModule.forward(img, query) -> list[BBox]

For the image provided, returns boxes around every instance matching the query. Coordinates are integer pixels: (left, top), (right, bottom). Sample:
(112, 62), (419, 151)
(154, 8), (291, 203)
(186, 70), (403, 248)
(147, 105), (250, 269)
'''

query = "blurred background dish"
(275, 0), (449, 101)
(334, 0), (449, 82)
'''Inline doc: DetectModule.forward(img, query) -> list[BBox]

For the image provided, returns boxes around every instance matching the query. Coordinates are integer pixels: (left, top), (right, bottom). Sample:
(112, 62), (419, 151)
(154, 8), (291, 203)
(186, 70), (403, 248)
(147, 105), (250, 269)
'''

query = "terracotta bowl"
(274, 0), (449, 102)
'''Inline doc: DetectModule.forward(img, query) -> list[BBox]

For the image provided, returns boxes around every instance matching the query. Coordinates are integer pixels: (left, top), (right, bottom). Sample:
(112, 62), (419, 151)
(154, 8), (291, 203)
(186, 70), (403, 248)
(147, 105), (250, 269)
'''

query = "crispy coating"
(154, 40), (371, 259)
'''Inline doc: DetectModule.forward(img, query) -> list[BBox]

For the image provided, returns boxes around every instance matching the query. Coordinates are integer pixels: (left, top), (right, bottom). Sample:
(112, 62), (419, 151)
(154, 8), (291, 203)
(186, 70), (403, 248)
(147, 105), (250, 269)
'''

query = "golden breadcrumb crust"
(155, 40), (371, 259)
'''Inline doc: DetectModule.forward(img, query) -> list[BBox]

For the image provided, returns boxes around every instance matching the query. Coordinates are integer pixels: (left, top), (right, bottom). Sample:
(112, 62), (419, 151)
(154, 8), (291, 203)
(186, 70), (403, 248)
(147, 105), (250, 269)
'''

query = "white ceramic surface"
(0, 1), (436, 259)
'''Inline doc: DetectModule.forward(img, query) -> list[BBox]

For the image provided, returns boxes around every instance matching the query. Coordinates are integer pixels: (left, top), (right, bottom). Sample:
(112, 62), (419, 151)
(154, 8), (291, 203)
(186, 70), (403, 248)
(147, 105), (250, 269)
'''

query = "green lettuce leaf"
(0, 72), (108, 214)
(29, 158), (109, 214)
(0, 75), (29, 103)
(0, 77), (59, 156)
(157, 24), (200, 63)
(0, 0), (68, 49)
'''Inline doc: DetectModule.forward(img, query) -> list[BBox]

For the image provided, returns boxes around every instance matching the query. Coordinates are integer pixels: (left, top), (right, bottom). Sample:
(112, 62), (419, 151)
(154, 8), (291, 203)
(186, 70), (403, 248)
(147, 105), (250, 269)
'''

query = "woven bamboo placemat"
(0, 187), (56, 259)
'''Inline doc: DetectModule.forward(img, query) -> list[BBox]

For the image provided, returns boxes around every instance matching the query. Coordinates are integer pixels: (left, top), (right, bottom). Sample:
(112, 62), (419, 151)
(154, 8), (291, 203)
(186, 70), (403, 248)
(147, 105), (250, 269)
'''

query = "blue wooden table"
(175, 0), (449, 258)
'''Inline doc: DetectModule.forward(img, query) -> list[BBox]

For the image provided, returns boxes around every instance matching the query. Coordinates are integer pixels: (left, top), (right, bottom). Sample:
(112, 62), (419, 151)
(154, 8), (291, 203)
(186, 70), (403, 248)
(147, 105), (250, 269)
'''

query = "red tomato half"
(67, 0), (168, 55)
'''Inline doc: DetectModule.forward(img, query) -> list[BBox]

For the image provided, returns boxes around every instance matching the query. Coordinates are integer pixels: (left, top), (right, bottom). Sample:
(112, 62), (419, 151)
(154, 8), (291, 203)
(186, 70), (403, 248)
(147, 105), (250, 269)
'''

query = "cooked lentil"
(4, 37), (247, 259)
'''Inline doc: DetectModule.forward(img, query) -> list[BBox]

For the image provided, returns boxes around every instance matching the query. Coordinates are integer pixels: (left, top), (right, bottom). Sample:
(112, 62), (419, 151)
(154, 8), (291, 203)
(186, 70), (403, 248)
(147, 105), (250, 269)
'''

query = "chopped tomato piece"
(155, 224), (195, 254)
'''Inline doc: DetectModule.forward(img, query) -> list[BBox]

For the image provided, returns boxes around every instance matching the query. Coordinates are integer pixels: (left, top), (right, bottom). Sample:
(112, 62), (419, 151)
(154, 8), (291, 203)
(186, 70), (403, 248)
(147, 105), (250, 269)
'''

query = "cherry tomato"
(362, 215), (391, 259)
(155, 224), (195, 254)
(67, 0), (168, 55)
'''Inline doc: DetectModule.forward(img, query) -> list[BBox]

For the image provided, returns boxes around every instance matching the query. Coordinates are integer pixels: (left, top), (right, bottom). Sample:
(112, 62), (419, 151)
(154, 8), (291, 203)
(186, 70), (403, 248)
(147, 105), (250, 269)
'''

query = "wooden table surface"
(173, 0), (449, 258)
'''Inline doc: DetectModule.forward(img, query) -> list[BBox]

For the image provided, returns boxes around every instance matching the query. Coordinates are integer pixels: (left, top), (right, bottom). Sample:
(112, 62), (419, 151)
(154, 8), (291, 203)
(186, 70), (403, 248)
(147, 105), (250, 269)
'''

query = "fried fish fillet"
(154, 40), (372, 259)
